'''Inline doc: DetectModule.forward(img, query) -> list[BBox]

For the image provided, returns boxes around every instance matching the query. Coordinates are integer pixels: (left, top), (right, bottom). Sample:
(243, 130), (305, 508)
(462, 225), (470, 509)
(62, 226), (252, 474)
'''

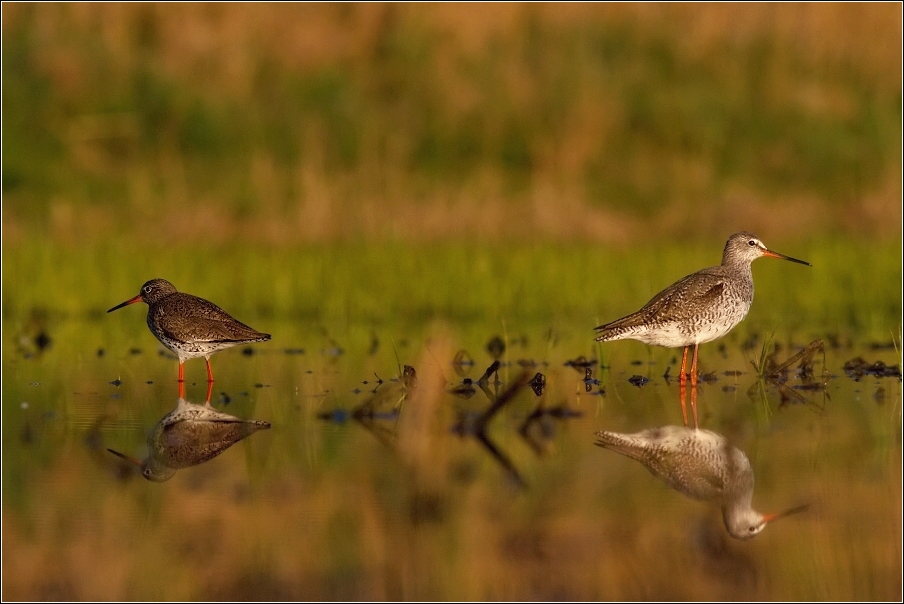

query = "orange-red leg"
(178, 362), (185, 383)
(689, 343), (699, 429)
(678, 345), (689, 426)
(205, 358), (214, 383)
(178, 378), (185, 400)
(205, 380), (213, 406)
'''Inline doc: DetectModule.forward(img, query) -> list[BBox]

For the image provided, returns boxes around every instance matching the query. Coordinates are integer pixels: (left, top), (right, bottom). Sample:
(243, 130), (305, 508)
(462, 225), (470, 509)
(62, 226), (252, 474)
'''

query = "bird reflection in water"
(107, 395), (271, 482)
(595, 425), (808, 540)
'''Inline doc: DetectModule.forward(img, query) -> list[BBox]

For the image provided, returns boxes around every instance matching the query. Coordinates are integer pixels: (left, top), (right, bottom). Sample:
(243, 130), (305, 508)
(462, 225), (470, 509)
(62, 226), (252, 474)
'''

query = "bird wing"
(595, 430), (727, 500)
(152, 297), (268, 342)
(595, 269), (727, 331)
(156, 314), (262, 342)
(171, 294), (242, 321)
(157, 417), (270, 467)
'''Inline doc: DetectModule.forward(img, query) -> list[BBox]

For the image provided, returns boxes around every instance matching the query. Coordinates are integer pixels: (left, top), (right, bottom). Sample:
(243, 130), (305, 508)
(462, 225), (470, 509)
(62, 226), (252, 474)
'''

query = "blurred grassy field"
(2, 3), (901, 246)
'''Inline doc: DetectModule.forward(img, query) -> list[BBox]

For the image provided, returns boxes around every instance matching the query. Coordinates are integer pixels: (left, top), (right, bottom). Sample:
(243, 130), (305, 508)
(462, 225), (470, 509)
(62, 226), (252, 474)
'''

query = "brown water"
(2, 319), (901, 600)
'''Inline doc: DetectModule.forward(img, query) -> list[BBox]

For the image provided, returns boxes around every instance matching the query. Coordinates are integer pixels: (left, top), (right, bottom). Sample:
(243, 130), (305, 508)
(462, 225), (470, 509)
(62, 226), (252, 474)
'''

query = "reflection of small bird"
(107, 279), (270, 383)
(595, 425), (807, 540)
(360, 365), (418, 413)
(321, 366), (417, 449)
(108, 398), (270, 482)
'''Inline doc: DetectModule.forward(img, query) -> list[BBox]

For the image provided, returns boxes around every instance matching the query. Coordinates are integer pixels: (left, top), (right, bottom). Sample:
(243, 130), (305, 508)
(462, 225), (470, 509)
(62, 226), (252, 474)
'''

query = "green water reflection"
(2, 312), (901, 600)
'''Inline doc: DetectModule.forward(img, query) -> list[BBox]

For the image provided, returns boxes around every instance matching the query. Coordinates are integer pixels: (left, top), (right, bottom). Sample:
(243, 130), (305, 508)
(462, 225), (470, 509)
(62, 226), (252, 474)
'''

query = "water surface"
(3, 312), (900, 600)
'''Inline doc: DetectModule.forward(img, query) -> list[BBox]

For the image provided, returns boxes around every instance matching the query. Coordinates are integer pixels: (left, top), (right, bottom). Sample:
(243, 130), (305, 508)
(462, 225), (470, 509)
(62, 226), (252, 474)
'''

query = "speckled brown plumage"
(108, 278), (271, 382)
(595, 232), (809, 348)
(593, 233), (809, 427)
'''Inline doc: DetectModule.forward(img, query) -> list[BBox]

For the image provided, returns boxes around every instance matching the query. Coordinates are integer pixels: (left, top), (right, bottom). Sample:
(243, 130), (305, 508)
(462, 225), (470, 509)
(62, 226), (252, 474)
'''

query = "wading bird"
(594, 233), (809, 426)
(108, 279), (270, 383)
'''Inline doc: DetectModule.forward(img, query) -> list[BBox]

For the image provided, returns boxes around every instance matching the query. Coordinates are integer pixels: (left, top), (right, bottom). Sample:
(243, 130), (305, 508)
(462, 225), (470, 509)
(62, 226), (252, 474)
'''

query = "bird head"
(724, 503), (810, 540)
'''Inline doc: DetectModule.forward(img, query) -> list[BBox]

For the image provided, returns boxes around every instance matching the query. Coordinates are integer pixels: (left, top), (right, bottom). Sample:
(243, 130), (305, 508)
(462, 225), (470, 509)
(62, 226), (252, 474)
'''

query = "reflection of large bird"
(595, 425), (807, 540)
(108, 398), (271, 482)
(107, 278), (270, 383)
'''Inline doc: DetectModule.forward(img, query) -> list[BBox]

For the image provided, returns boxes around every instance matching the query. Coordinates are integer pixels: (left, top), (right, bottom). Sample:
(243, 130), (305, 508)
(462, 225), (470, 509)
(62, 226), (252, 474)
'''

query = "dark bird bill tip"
(107, 295), (142, 313)
(784, 256), (812, 267)
(107, 448), (140, 466)
(764, 249), (811, 267)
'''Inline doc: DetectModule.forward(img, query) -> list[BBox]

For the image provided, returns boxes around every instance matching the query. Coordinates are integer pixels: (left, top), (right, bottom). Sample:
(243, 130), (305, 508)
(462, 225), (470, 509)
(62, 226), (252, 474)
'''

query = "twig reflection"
(452, 369), (532, 489)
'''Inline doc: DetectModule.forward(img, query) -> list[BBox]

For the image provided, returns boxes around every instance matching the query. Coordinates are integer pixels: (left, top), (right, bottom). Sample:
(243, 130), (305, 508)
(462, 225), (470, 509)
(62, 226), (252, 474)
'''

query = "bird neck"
(722, 253), (755, 284)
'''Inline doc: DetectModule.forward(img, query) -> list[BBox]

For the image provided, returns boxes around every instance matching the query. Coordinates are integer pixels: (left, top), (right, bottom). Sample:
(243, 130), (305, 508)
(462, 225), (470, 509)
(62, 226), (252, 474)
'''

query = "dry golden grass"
(2, 3), (901, 246)
(5, 4), (898, 85)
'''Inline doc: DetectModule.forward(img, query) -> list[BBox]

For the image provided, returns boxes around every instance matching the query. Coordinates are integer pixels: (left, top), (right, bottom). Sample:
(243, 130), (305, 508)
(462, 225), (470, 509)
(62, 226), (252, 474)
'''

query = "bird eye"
(143, 285), (152, 293)
(748, 240), (756, 247)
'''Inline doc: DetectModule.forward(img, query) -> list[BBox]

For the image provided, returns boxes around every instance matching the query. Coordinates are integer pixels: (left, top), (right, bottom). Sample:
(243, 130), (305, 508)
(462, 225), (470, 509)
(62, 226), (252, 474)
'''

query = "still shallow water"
(2, 314), (902, 600)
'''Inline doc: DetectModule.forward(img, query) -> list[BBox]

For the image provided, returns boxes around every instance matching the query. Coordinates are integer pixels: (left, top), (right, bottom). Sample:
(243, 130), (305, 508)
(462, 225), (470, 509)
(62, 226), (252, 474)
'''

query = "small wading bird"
(594, 232), (809, 427)
(108, 279), (271, 383)
(595, 425), (809, 540)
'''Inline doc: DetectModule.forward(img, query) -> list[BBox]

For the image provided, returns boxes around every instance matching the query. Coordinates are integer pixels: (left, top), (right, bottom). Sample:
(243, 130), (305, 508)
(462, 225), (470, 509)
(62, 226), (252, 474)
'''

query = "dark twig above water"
(519, 372), (583, 456)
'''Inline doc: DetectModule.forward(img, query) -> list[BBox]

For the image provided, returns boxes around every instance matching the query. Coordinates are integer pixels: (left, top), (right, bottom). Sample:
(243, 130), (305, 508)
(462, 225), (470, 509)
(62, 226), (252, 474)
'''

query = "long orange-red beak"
(763, 249), (811, 266)
(107, 294), (142, 313)
(763, 503), (810, 524)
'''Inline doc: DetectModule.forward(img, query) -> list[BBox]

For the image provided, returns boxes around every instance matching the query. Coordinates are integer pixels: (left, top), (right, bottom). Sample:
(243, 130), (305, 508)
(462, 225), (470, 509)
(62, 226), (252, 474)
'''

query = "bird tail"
(594, 431), (649, 463)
